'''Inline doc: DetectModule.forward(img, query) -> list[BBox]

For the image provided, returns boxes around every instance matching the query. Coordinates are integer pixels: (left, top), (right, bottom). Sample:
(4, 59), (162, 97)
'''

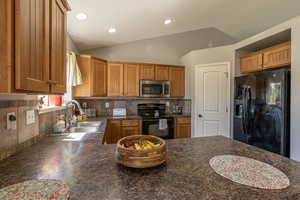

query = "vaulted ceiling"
(67, 0), (300, 50)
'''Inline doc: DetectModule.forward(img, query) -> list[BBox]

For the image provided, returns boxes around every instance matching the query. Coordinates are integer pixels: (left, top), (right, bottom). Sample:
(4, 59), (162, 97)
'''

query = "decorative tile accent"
(209, 155), (290, 190)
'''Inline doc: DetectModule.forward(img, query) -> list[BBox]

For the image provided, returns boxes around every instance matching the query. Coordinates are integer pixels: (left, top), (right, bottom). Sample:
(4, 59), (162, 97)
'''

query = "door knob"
(198, 114), (203, 118)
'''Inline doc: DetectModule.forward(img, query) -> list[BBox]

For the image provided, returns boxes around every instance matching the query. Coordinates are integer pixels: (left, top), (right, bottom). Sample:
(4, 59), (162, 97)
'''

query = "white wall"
(181, 45), (234, 137)
(82, 28), (235, 65)
(67, 34), (79, 53)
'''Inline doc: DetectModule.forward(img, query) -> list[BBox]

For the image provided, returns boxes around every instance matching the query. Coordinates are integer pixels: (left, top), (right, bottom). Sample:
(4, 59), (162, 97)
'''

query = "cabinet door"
(92, 58), (107, 96)
(50, 0), (68, 94)
(240, 52), (263, 74)
(155, 65), (169, 80)
(107, 63), (124, 96)
(0, 0), (13, 93)
(105, 120), (121, 144)
(263, 41), (291, 69)
(140, 64), (155, 80)
(15, 0), (50, 92)
(124, 63), (140, 96)
(175, 117), (191, 139)
(175, 124), (191, 139)
(121, 126), (140, 138)
(169, 67), (185, 97)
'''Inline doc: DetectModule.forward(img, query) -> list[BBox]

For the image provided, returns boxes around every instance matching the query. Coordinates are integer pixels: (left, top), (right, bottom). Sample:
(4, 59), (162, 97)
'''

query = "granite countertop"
(0, 125), (300, 199)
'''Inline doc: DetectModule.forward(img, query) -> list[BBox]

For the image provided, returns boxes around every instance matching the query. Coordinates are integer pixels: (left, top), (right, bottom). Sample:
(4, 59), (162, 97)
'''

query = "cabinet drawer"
(121, 120), (140, 127)
(176, 117), (191, 124)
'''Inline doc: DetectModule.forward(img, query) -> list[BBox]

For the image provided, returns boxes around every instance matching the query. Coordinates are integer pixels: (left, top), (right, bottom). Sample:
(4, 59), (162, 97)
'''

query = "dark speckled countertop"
(0, 120), (300, 199)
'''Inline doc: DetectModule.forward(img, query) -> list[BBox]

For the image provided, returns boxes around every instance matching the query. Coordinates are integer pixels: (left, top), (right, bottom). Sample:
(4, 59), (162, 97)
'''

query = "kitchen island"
(0, 122), (300, 199)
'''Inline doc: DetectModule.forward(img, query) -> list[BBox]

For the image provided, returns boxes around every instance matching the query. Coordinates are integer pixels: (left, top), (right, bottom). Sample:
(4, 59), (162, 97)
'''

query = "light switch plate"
(26, 110), (35, 125)
(105, 102), (110, 108)
(7, 112), (17, 130)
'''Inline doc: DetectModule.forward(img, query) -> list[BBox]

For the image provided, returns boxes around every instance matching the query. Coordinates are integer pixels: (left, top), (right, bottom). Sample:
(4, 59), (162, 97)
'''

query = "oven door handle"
(143, 119), (159, 122)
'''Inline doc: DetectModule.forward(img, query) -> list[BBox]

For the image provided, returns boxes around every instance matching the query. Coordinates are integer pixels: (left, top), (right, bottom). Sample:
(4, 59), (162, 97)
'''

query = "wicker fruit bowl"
(116, 135), (167, 168)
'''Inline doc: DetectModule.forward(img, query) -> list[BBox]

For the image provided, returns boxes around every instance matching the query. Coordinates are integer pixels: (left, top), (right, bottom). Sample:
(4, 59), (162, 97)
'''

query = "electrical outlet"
(26, 110), (35, 125)
(7, 112), (17, 130)
(105, 102), (110, 108)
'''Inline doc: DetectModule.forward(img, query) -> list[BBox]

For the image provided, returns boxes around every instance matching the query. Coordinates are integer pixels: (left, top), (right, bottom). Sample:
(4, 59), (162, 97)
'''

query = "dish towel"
(159, 119), (168, 130)
(65, 51), (83, 101)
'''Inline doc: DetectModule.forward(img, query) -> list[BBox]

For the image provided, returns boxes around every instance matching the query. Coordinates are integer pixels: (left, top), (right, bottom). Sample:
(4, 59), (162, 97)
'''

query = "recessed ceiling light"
(164, 19), (172, 25)
(108, 27), (117, 33)
(76, 13), (87, 21)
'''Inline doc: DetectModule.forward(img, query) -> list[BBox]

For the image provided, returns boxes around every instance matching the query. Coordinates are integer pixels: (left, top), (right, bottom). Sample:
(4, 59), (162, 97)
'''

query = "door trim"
(193, 62), (231, 138)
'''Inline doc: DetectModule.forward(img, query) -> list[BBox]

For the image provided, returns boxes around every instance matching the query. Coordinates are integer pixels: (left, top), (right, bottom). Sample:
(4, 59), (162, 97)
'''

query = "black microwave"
(140, 80), (170, 98)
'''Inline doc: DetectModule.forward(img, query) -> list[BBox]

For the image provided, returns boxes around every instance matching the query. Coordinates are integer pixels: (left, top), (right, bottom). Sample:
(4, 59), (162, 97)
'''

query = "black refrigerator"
(234, 68), (290, 157)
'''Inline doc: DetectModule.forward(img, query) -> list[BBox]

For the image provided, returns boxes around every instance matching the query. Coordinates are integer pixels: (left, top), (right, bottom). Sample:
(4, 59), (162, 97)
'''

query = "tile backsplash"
(0, 99), (69, 161)
(75, 98), (192, 116)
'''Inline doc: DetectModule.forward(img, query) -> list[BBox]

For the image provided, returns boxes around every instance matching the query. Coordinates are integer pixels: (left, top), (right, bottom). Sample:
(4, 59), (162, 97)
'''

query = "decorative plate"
(0, 179), (70, 200)
(209, 155), (290, 190)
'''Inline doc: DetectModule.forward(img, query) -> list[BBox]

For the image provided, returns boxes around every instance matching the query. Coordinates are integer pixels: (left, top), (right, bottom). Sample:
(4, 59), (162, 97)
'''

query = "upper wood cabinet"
(240, 41), (291, 74)
(174, 117), (191, 139)
(140, 64), (155, 80)
(107, 62), (124, 96)
(0, 0), (13, 93)
(240, 52), (263, 74)
(15, 0), (50, 92)
(155, 65), (169, 80)
(169, 66), (185, 97)
(263, 41), (291, 70)
(1, 0), (70, 94)
(124, 63), (140, 96)
(50, 0), (69, 94)
(73, 55), (107, 97)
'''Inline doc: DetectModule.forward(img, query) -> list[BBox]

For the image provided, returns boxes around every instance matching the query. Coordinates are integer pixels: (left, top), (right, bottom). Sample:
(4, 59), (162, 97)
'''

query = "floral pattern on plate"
(0, 179), (70, 200)
(209, 155), (290, 190)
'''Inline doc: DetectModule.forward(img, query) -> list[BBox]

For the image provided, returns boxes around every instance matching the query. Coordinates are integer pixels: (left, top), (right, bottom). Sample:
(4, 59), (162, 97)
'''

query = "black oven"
(142, 118), (174, 139)
(140, 80), (170, 98)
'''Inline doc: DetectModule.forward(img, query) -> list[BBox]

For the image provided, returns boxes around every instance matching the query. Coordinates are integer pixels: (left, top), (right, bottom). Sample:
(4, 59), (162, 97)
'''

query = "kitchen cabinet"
(240, 52), (263, 74)
(263, 41), (291, 70)
(1, 0), (70, 94)
(50, 0), (70, 94)
(73, 55), (107, 97)
(15, 0), (51, 92)
(174, 117), (191, 139)
(0, 0), (13, 93)
(124, 63), (140, 96)
(155, 65), (169, 81)
(169, 66), (185, 97)
(140, 64), (155, 80)
(104, 119), (141, 144)
(107, 62), (124, 96)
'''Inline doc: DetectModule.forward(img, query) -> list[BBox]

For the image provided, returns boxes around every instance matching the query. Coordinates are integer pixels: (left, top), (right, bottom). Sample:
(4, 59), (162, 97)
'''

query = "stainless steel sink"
(69, 127), (99, 133)
(77, 121), (102, 127)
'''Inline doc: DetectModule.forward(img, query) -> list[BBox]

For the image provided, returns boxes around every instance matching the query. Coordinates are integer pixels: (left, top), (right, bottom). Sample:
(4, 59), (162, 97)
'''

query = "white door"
(195, 63), (230, 138)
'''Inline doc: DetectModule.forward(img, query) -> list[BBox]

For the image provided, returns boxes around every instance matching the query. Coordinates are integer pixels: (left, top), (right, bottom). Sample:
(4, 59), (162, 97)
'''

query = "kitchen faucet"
(66, 100), (84, 115)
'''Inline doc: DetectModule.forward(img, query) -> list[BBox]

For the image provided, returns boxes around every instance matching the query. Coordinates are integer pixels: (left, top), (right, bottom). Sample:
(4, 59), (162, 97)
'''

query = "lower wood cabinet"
(174, 117), (191, 139)
(103, 119), (141, 144)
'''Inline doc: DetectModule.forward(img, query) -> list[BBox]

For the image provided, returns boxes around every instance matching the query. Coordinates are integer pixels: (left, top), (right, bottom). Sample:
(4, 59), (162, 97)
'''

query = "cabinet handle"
(47, 80), (58, 85)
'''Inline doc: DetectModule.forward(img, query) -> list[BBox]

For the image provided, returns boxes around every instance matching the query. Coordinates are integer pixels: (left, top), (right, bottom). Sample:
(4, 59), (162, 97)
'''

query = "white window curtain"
(64, 51), (83, 103)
